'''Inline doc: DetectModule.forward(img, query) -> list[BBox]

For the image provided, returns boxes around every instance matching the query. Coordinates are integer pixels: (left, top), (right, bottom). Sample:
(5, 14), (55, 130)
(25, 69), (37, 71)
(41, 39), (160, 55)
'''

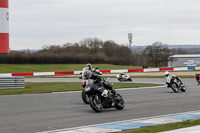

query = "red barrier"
(100, 70), (111, 73)
(55, 71), (74, 75)
(0, 0), (9, 8)
(128, 69), (144, 72)
(159, 68), (174, 71)
(0, 0), (9, 53)
(12, 73), (33, 76)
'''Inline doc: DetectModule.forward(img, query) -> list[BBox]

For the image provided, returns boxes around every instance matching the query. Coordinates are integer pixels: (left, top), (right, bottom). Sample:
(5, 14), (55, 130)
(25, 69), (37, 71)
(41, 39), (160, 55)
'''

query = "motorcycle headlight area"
(85, 87), (91, 91)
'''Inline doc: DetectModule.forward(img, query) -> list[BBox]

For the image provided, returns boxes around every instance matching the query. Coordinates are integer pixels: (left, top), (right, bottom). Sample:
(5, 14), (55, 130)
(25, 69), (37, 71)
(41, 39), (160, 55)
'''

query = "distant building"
(168, 54), (200, 67)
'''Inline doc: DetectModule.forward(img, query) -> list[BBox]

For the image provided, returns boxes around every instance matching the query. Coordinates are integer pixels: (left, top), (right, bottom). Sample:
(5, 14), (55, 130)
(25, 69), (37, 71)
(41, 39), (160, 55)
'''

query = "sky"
(9, 0), (200, 50)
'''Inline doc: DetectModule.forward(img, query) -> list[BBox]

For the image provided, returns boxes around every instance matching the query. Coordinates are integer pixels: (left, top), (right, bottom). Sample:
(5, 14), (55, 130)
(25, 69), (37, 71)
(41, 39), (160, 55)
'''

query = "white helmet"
(165, 71), (169, 76)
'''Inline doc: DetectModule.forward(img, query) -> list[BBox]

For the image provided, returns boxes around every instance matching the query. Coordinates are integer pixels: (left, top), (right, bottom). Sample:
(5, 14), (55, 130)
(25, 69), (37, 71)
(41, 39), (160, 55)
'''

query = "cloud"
(9, 0), (200, 50)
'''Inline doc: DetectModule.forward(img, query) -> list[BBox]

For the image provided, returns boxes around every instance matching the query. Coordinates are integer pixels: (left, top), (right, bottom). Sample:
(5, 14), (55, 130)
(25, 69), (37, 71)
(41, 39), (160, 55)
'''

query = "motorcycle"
(116, 73), (132, 82)
(165, 75), (186, 93)
(85, 78), (125, 112)
(80, 67), (102, 104)
(195, 73), (200, 85)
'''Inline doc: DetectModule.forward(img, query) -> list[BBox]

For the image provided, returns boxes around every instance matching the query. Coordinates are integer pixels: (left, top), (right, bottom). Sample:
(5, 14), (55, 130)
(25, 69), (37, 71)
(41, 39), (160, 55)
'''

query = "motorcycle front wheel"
(115, 93), (125, 110)
(81, 90), (89, 104)
(89, 94), (103, 112)
(170, 83), (179, 93)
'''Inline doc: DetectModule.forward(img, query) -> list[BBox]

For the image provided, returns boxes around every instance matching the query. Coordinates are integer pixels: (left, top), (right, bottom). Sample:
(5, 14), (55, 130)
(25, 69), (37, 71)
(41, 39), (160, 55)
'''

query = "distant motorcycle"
(85, 78), (125, 112)
(80, 67), (102, 104)
(116, 73), (132, 82)
(165, 74), (186, 93)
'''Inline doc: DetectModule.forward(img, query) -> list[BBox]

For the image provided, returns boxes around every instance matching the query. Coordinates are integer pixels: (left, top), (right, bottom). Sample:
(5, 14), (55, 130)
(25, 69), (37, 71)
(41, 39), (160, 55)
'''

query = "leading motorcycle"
(165, 74), (186, 93)
(85, 79), (125, 112)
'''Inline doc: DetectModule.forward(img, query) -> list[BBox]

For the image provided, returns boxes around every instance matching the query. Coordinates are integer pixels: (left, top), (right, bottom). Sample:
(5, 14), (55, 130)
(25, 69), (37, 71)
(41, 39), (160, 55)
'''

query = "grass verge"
(0, 64), (143, 73)
(120, 119), (200, 133)
(0, 82), (163, 95)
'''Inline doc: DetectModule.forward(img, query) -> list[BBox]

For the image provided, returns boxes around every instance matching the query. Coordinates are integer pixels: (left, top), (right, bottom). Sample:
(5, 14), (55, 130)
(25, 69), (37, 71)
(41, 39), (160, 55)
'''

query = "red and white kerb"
(0, 0), (9, 53)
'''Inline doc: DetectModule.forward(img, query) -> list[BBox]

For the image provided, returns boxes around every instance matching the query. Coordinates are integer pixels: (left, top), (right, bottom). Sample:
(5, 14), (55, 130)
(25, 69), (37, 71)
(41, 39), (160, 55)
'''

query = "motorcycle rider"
(165, 71), (183, 87)
(119, 72), (126, 80)
(80, 63), (92, 79)
(195, 73), (200, 85)
(83, 70), (115, 96)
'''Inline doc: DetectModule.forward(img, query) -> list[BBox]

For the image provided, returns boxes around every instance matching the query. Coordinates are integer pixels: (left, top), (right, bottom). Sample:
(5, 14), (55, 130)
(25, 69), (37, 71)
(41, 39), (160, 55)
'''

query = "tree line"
(0, 38), (188, 67)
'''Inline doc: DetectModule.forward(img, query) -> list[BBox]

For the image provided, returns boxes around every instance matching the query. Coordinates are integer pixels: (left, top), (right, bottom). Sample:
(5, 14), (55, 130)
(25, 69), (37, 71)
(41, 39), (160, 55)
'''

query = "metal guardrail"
(0, 77), (25, 89)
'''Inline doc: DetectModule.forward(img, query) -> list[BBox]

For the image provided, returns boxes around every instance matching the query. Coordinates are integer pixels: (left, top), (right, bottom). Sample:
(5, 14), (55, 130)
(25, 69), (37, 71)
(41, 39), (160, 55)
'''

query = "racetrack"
(0, 78), (200, 133)
(25, 77), (165, 83)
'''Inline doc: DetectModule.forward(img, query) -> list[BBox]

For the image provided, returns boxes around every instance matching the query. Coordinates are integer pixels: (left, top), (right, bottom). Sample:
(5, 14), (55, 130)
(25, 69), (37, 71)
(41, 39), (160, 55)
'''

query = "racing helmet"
(195, 73), (199, 75)
(83, 70), (92, 79)
(85, 63), (92, 70)
(165, 71), (169, 77)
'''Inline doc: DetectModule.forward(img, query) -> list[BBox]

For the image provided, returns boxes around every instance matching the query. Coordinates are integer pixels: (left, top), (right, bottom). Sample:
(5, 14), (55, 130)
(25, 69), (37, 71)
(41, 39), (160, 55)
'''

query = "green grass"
(0, 64), (143, 73)
(0, 82), (163, 95)
(120, 119), (200, 133)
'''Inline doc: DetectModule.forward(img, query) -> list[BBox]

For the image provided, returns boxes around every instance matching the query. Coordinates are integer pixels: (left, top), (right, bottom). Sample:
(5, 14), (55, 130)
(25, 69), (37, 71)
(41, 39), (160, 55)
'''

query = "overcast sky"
(9, 0), (200, 50)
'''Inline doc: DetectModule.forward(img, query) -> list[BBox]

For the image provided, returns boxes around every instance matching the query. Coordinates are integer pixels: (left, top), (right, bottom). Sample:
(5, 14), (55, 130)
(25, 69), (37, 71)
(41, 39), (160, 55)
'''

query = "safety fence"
(0, 66), (199, 77)
(0, 77), (25, 89)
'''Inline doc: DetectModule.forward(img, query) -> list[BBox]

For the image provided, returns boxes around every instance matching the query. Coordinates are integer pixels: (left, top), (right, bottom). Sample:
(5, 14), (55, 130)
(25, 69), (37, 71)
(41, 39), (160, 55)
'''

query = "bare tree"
(79, 38), (103, 54)
(143, 42), (170, 67)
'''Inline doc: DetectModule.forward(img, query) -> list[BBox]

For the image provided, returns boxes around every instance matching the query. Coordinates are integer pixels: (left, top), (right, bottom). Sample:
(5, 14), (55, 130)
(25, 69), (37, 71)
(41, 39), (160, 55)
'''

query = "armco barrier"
(0, 77), (25, 89)
(159, 67), (174, 71)
(128, 69), (144, 72)
(174, 67), (188, 71)
(143, 68), (159, 72)
(0, 67), (197, 77)
(111, 69), (128, 73)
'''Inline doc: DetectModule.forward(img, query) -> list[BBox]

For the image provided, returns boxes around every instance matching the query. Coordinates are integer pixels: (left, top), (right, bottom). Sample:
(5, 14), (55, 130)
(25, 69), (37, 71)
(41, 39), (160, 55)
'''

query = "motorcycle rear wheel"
(115, 93), (125, 110)
(128, 78), (132, 82)
(181, 86), (186, 92)
(81, 90), (89, 104)
(89, 94), (103, 113)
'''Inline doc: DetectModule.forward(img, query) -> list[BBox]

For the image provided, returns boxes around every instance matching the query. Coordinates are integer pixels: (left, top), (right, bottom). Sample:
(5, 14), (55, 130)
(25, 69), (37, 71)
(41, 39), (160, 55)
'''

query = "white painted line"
(60, 127), (121, 133)
(51, 85), (166, 94)
(51, 91), (81, 94)
(117, 85), (166, 91)
(135, 117), (182, 125)
(188, 112), (200, 115)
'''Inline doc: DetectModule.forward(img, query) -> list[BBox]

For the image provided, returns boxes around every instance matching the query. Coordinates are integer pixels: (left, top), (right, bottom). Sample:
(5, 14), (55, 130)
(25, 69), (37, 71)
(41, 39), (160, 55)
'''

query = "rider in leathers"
(83, 70), (115, 96)
(80, 63), (92, 79)
(165, 71), (183, 88)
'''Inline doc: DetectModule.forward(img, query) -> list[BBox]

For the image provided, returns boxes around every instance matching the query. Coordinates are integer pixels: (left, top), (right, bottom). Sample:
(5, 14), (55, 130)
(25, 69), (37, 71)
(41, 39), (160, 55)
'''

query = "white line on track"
(51, 85), (166, 94)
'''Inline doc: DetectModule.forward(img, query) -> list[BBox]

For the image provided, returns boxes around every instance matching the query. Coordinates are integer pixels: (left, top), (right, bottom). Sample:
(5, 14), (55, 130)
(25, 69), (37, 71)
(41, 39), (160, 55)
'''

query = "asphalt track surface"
(1, 78), (200, 133)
